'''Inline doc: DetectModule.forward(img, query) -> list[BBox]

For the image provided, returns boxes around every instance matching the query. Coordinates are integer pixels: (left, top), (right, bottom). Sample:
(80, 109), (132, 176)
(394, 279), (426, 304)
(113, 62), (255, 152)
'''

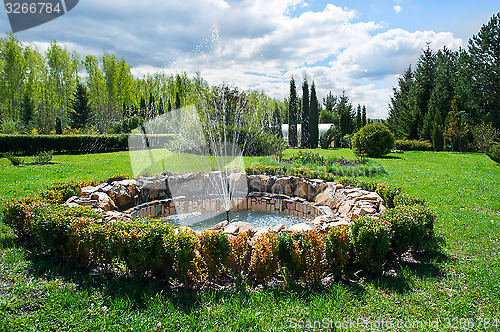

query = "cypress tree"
(432, 108), (444, 151)
(355, 104), (362, 131)
(55, 116), (62, 134)
(288, 77), (298, 147)
(175, 92), (181, 110)
(272, 103), (283, 139)
(361, 105), (367, 127)
(158, 97), (164, 115)
(139, 97), (146, 118)
(309, 81), (319, 148)
(301, 77), (310, 148)
(167, 99), (172, 113)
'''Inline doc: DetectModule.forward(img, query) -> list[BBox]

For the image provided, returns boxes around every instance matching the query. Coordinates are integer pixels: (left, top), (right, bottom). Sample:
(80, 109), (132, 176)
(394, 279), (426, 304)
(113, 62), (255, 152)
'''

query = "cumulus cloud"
(2, 0), (464, 118)
(394, 5), (402, 13)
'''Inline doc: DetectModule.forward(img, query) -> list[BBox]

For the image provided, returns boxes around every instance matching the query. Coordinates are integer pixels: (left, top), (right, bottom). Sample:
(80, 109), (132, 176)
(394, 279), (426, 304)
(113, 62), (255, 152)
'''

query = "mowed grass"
(1, 149), (499, 331)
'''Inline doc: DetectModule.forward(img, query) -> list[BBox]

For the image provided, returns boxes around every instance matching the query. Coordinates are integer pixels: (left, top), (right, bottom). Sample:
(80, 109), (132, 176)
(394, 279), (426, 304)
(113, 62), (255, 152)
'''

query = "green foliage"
(163, 227), (199, 285)
(277, 232), (308, 283)
(213, 125), (286, 156)
(55, 117), (63, 135)
(271, 104), (283, 139)
(227, 232), (252, 280)
(303, 229), (325, 284)
(250, 232), (278, 284)
(33, 150), (53, 164)
(199, 230), (230, 280)
(324, 225), (351, 278)
(0, 134), (130, 154)
(351, 123), (395, 157)
(1, 196), (49, 237)
(350, 217), (391, 274)
(381, 204), (436, 256)
(394, 193), (427, 207)
(301, 77), (310, 148)
(486, 142), (500, 164)
(31, 204), (100, 257)
(375, 183), (402, 208)
(288, 77), (299, 147)
(308, 82), (319, 149)
(70, 82), (93, 129)
(111, 219), (175, 275)
(394, 139), (433, 151)
(110, 115), (144, 134)
(472, 122), (499, 152)
(319, 125), (337, 149)
(4, 151), (23, 166)
(40, 180), (84, 204)
(444, 101), (470, 152)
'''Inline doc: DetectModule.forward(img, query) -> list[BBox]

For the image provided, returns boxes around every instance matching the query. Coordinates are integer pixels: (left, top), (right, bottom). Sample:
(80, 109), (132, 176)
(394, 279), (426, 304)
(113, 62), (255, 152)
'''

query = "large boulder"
(90, 192), (117, 212)
(169, 171), (209, 197)
(229, 173), (248, 198)
(109, 179), (138, 210)
(248, 174), (271, 192)
(271, 177), (294, 195)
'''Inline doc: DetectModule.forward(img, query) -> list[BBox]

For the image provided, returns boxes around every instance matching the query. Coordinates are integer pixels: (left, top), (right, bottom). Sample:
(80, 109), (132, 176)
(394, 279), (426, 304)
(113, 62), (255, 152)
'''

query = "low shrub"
(325, 225), (351, 279)
(212, 125), (286, 156)
(67, 217), (107, 266)
(163, 227), (199, 285)
(381, 205), (436, 256)
(5, 152), (23, 166)
(350, 217), (391, 274)
(276, 232), (307, 284)
(250, 232), (278, 284)
(40, 180), (84, 204)
(394, 193), (426, 207)
(1, 196), (49, 237)
(486, 142), (500, 164)
(33, 150), (53, 164)
(111, 219), (175, 276)
(303, 229), (325, 284)
(375, 183), (402, 208)
(199, 230), (230, 280)
(227, 232), (252, 281)
(31, 204), (101, 257)
(394, 139), (433, 151)
(351, 123), (394, 157)
(319, 125), (337, 149)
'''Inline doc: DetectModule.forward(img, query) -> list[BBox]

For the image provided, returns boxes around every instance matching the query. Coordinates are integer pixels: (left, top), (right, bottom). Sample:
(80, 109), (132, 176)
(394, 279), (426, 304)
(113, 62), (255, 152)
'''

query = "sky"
(1, 0), (498, 118)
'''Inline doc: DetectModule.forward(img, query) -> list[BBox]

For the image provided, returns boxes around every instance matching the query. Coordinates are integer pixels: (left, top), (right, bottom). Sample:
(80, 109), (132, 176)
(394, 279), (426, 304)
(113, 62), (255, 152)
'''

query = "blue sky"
(1, 0), (498, 118)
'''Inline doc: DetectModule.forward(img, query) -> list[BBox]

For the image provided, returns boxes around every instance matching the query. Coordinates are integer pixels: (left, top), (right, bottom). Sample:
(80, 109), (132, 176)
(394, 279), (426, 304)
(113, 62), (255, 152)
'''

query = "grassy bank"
(0, 149), (499, 330)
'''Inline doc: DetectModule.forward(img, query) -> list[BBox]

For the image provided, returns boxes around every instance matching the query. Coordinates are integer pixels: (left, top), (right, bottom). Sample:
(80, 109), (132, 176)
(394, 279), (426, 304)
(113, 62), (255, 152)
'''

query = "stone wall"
(65, 171), (386, 235)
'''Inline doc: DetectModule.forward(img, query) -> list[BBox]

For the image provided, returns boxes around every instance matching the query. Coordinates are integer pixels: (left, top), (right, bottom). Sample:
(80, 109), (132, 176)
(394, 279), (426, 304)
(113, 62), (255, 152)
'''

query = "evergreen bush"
(351, 123), (395, 157)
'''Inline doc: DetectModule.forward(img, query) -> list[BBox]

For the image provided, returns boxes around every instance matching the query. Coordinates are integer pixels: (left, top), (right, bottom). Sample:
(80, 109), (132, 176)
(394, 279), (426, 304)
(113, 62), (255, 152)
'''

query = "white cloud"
(394, 5), (402, 13)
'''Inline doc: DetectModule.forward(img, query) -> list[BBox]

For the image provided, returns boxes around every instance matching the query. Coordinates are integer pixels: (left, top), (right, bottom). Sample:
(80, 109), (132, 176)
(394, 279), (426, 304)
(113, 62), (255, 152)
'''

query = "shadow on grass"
(18, 245), (450, 316)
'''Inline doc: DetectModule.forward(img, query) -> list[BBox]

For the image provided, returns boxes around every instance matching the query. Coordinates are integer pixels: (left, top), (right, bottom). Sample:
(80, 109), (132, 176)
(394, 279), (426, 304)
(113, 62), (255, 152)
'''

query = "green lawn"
(1, 149), (499, 331)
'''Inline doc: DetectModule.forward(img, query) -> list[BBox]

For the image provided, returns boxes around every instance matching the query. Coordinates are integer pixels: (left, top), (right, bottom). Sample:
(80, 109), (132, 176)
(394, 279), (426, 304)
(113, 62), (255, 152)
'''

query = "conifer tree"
(309, 81), (319, 148)
(432, 108), (444, 151)
(288, 77), (298, 147)
(175, 91), (181, 110)
(272, 103), (283, 139)
(355, 104), (362, 132)
(301, 77), (310, 148)
(20, 93), (34, 126)
(69, 82), (92, 129)
(361, 105), (367, 127)
(158, 97), (164, 115)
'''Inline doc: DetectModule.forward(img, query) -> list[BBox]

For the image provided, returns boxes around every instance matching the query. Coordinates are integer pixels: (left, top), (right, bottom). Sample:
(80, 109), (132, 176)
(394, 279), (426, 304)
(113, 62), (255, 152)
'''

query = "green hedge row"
(0, 134), (175, 155)
(395, 139), (433, 151)
(1, 179), (435, 286)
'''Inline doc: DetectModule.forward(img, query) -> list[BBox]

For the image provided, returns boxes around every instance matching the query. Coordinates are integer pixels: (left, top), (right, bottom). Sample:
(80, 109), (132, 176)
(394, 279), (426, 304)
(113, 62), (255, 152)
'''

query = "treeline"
(387, 12), (500, 151)
(0, 32), (283, 134)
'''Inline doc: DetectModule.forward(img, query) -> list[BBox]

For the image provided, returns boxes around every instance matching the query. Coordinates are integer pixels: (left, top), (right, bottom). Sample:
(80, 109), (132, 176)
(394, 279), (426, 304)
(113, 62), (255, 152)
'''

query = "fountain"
(128, 90), (255, 227)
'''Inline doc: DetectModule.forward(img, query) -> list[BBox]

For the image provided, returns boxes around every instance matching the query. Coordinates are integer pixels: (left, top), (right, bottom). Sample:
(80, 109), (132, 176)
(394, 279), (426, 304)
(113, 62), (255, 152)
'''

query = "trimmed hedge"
(0, 134), (175, 155)
(395, 139), (433, 151)
(0, 178), (435, 285)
